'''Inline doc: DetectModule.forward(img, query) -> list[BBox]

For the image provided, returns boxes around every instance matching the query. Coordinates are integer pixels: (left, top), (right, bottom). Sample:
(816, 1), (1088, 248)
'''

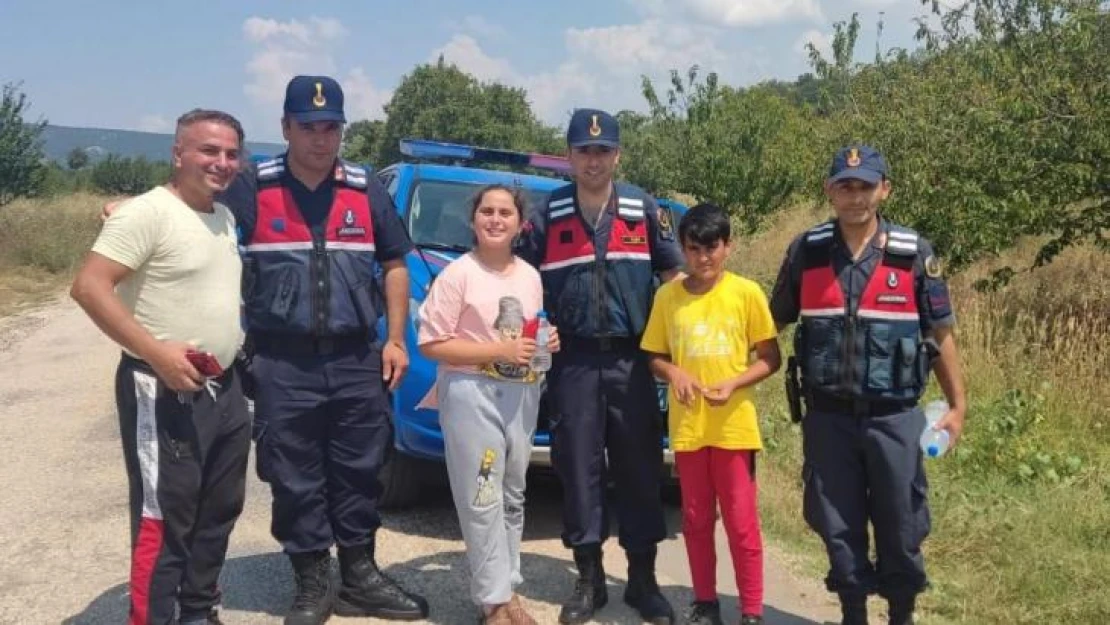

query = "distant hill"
(38, 124), (286, 163)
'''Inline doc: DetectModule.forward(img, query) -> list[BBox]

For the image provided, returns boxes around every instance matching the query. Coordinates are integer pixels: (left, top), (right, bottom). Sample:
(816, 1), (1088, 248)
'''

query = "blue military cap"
(283, 75), (346, 123)
(828, 145), (888, 184)
(566, 108), (620, 148)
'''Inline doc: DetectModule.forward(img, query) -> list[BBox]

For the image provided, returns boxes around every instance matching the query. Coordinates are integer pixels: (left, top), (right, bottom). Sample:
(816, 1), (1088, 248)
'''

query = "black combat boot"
(682, 600), (723, 625)
(285, 550), (334, 625)
(838, 593), (868, 625)
(887, 595), (916, 625)
(558, 545), (608, 624)
(333, 544), (429, 621)
(623, 547), (675, 625)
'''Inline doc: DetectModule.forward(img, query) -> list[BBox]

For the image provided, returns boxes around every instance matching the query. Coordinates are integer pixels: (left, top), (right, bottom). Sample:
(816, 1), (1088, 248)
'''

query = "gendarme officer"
(228, 76), (428, 625)
(517, 109), (685, 625)
(770, 145), (968, 625)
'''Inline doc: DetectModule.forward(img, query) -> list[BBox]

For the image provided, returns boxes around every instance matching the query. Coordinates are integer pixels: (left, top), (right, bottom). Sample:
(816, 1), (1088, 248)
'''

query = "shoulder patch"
(656, 205), (674, 239)
(924, 254), (943, 278)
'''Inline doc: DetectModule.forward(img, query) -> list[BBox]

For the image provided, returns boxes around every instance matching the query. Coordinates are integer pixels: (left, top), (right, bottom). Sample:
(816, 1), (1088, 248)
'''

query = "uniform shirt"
(515, 183), (685, 279)
(92, 186), (244, 369)
(218, 160), (413, 262)
(416, 253), (544, 383)
(769, 218), (955, 331)
(640, 272), (778, 452)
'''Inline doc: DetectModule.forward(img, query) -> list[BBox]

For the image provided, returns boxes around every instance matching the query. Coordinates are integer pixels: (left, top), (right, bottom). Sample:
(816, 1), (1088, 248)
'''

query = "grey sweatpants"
(438, 370), (541, 607)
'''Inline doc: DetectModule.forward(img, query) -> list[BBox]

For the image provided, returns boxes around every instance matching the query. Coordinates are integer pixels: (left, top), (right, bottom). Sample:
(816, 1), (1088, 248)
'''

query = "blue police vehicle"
(258, 139), (685, 508)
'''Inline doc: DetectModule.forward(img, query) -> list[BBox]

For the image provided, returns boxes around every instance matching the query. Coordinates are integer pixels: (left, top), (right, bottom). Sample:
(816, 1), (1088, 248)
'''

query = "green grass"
(0, 193), (107, 317)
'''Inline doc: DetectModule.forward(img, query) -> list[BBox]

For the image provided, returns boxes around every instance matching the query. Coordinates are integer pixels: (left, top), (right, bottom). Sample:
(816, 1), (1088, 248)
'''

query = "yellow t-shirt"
(91, 186), (244, 369)
(640, 272), (777, 452)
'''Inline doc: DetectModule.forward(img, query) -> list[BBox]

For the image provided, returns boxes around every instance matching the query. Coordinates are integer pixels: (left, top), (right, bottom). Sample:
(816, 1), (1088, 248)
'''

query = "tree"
(91, 156), (171, 195)
(804, 0), (1110, 271)
(371, 56), (561, 165)
(66, 146), (90, 170)
(342, 119), (384, 166)
(0, 82), (47, 207)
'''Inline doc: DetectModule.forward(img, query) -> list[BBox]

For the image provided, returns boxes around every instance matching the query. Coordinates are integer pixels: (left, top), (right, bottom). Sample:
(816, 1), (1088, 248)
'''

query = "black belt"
(250, 332), (371, 356)
(562, 335), (640, 353)
(808, 391), (915, 417)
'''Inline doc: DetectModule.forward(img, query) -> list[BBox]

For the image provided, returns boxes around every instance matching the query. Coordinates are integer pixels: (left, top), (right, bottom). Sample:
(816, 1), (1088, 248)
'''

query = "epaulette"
(256, 156), (285, 183)
(884, 225), (919, 256)
(803, 221), (836, 246)
(336, 160), (368, 189)
(616, 196), (645, 221)
(547, 195), (575, 222)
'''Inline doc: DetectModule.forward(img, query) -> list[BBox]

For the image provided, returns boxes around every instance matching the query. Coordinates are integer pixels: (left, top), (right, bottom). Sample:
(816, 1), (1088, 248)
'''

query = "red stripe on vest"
(545, 219), (596, 263)
(251, 186), (375, 245)
(607, 218), (649, 254)
(252, 187), (313, 244)
(800, 266), (845, 312)
(860, 264), (916, 315)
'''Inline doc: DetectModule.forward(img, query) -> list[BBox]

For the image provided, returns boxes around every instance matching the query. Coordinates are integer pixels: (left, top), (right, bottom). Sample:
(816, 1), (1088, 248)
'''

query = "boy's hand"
(703, 380), (738, 406)
(669, 369), (703, 407)
(501, 337), (537, 366)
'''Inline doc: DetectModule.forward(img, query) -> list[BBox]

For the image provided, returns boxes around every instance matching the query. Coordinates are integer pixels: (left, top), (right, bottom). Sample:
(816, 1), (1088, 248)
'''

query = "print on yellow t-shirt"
(640, 272), (777, 452)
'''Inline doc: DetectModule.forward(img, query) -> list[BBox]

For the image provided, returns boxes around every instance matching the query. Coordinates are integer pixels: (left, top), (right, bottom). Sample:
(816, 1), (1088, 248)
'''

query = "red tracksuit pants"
(675, 447), (763, 616)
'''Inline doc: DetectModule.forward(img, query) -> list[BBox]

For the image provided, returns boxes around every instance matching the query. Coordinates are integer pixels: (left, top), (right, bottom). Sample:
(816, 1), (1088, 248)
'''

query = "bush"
(90, 155), (170, 195)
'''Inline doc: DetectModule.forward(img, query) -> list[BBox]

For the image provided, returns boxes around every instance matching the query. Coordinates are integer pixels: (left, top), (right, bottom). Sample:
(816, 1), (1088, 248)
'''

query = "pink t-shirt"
(417, 252), (544, 383)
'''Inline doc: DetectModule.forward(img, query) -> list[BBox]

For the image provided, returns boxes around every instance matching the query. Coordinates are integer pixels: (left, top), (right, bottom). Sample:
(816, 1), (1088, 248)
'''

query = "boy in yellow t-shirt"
(641, 203), (781, 625)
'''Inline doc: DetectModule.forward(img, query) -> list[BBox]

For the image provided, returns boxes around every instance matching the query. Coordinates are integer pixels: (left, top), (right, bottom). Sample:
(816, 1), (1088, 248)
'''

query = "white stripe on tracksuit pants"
(437, 370), (541, 607)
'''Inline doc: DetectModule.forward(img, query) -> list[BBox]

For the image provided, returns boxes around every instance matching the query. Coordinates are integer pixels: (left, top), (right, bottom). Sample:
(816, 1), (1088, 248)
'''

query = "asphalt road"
(0, 298), (849, 625)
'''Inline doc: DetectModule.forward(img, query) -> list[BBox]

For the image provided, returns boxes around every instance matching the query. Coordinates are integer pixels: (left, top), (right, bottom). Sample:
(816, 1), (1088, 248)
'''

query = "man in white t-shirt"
(71, 109), (251, 625)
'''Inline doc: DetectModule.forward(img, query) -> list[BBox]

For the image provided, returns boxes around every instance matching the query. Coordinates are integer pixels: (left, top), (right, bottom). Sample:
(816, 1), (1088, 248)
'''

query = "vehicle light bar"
(399, 138), (571, 176)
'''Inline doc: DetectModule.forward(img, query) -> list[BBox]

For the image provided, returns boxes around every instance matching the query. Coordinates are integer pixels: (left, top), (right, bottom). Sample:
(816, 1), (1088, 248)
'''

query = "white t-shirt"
(91, 186), (244, 369)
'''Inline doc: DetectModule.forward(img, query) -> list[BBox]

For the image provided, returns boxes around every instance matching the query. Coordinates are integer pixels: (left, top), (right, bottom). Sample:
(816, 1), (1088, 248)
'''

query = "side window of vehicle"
(378, 171), (399, 200)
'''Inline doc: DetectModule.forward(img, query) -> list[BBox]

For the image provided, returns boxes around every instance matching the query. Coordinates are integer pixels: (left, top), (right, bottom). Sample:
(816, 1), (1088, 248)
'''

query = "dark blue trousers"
(251, 341), (393, 554)
(801, 407), (931, 600)
(548, 343), (667, 553)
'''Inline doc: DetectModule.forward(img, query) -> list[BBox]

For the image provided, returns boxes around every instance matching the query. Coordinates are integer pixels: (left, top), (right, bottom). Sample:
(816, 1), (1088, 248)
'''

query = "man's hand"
(382, 340), (409, 392)
(147, 340), (204, 392)
(668, 368), (703, 407)
(545, 325), (561, 353)
(101, 199), (125, 222)
(500, 337), (537, 367)
(934, 406), (966, 448)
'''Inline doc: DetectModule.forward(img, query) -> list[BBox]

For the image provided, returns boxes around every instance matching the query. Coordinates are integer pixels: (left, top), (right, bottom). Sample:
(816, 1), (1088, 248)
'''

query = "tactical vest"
(794, 221), (929, 402)
(538, 184), (656, 338)
(241, 156), (381, 337)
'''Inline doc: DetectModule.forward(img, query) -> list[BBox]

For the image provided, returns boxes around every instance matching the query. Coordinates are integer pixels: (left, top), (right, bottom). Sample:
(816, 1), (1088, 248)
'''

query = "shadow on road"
(63, 549), (824, 625)
(381, 471), (682, 544)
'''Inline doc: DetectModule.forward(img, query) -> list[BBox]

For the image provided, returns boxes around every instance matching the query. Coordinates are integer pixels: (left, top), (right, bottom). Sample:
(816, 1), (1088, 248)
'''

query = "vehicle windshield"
(406, 180), (551, 250)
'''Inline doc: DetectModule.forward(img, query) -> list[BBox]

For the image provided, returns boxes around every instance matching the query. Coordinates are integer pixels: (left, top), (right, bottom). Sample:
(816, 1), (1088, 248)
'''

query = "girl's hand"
(501, 337), (537, 366)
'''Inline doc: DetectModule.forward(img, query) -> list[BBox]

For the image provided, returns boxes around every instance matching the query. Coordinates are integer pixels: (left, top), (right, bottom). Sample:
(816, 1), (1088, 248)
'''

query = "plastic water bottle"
(531, 311), (552, 373)
(920, 400), (951, 458)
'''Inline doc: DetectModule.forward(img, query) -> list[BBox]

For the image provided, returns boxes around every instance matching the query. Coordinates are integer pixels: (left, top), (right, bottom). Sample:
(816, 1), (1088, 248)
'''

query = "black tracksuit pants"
(115, 354), (251, 625)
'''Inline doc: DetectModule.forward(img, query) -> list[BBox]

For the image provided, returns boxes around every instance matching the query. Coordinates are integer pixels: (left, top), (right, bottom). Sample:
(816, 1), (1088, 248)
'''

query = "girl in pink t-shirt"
(417, 185), (560, 625)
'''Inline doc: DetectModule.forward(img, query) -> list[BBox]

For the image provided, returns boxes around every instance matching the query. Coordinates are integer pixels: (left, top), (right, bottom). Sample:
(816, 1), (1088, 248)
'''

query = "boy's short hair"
(678, 203), (730, 246)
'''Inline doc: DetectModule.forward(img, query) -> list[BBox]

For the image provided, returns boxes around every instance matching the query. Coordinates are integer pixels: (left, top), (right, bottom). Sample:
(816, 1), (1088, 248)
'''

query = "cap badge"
(313, 82), (327, 108)
(847, 148), (861, 168)
(589, 114), (602, 137)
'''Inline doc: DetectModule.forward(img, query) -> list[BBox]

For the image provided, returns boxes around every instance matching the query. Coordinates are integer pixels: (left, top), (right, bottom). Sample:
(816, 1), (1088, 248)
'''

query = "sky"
(1, 0), (934, 144)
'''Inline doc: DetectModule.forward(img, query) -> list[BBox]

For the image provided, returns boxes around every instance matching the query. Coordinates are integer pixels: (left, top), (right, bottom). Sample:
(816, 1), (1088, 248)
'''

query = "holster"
(786, 355), (804, 423)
